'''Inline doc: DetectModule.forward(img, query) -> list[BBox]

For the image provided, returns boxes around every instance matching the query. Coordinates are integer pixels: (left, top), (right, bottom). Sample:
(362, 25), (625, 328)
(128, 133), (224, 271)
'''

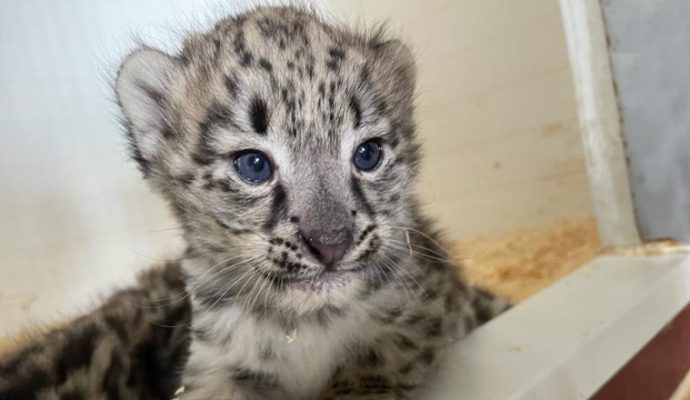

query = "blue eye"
(234, 150), (272, 183)
(353, 140), (382, 171)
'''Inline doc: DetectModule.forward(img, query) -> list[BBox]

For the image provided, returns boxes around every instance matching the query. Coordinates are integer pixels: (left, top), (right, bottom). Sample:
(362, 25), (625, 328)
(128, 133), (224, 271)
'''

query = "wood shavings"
(456, 218), (690, 304)
(455, 218), (602, 302)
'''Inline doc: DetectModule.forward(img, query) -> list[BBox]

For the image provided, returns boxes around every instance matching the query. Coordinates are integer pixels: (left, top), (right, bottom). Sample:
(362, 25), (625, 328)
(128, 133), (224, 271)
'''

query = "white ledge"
(421, 253), (690, 399)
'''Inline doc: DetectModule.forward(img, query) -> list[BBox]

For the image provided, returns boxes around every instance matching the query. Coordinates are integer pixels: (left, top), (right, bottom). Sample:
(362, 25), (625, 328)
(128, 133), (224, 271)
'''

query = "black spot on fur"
(356, 224), (377, 245)
(175, 173), (195, 187)
(134, 80), (165, 108)
(101, 351), (125, 400)
(399, 362), (415, 375)
(240, 51), (253, 67)
(224, 75), (239, 98)
(55, 322), (100, 382)
(359, 348), (383, 367)
(213, 217), (248, 234)
(231, 367), (279, 390)
(0, 368), (52, 399)
(102, 310), (130, 343)
(395, 333), (418, 351)
(249, 97), (269, 134)
(192, 327), (213, 342)
(121, 119), (151, 177)
(404, 314), (424, 326)
(426, 318), (443, 338)
(326, 47), (346, 70)
(263, 184), (287, 231)
(472, 287), (503, 324)
(258, 58), (273, 73)
(349, 96), (362, 129)
(350, 177), (374, 216)
(422, 288), (439, 302)
(419, 347), (436, 365)
(212, 38), (222, 61)
(195, 283), (233, 310)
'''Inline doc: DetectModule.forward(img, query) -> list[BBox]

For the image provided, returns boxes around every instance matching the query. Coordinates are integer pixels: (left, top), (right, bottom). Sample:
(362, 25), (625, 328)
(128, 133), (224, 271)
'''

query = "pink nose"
(300, 229), (353, 267)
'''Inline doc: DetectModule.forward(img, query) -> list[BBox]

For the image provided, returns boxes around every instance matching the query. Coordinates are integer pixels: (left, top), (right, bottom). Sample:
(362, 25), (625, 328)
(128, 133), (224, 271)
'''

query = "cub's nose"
(300, 228), (353, 267)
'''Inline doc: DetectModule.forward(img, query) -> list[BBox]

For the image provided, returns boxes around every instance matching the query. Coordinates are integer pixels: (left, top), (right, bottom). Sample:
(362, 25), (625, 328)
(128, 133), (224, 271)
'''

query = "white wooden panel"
(421, 253), (690, 399)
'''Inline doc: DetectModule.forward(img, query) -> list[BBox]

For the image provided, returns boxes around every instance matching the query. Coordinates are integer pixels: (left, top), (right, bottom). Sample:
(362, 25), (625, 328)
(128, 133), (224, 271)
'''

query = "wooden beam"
(558, 0), (640, 246)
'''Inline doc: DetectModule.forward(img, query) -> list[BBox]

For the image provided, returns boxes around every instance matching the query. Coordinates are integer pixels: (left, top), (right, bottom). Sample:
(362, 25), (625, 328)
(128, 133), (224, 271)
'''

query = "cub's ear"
(115, 48), (181, 174)
(371, 39), (416, 101)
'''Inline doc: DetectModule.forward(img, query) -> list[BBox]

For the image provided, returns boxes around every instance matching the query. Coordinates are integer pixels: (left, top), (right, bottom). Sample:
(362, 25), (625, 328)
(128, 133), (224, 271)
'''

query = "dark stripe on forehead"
(194, 101), (244, 164)
(249, 96), (269, 135)
(349, 95), (362, 129)
(350, 177), (374, 216)
(263, 184), (288, 232)
(203, 101), (241, 133)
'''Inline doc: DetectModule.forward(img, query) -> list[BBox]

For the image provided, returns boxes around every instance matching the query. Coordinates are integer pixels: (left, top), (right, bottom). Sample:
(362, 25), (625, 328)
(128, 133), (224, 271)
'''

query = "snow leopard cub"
(0, 7), (507, 400)
(0, 5), (508, 400)
(116, 5), (509, 400)
(117, 6), (509, 399)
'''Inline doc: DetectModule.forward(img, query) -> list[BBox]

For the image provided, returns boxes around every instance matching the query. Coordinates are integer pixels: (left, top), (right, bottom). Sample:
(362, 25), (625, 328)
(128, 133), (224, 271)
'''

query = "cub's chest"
(189, 306), (371, 398)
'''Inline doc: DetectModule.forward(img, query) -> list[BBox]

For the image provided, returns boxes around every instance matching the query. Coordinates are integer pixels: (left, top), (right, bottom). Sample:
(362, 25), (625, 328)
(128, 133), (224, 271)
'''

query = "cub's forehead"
(175, 7), (386, 148)
(180, 6), (369, 73)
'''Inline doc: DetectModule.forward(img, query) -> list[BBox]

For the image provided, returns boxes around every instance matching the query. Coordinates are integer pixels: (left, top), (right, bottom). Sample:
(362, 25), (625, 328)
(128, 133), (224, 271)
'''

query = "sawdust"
(455, 218), (602, 302)
(455, 218), (689, 303)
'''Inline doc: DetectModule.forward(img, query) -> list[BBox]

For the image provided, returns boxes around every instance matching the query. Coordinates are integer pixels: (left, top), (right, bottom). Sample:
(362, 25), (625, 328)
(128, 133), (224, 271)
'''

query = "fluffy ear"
(116, 48), (181, 173)
(371, 39), (416, 101)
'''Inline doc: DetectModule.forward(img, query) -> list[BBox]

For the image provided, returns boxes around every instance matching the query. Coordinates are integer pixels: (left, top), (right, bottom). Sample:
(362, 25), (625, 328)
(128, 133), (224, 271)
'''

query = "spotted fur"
(0, 5), (509, 400)
(0, 263), (190, 400)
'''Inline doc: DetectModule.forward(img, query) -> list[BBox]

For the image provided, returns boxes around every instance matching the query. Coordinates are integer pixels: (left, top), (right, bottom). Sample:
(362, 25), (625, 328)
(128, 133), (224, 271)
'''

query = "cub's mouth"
(263, 267), (363, 293)
(293, 270), (355, 293)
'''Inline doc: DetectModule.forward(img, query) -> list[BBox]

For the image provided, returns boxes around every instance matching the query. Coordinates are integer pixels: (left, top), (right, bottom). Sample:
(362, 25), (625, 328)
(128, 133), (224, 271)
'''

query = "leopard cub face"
(116, 6), (421, 315)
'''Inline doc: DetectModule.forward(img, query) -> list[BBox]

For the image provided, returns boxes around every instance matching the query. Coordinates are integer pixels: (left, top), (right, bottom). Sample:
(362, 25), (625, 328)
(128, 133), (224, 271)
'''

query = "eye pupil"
(234, 151), (272, 183)
(353, 140), (382, 171)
